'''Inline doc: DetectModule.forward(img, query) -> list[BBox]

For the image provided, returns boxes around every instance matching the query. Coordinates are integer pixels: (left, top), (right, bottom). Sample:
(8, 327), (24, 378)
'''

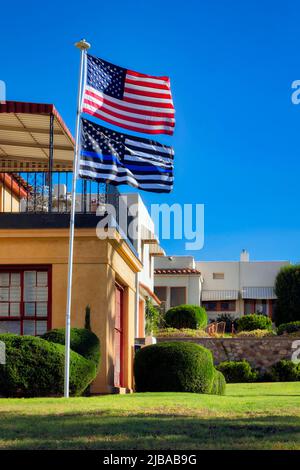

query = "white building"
(154, 250), (290, 321)
(153, 256), (202, 312)
(123, 194), (164, 337)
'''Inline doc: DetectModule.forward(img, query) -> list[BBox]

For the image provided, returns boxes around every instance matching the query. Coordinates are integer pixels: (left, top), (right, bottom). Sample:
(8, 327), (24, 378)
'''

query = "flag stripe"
(80, 156), (172, 175)
(82, 107), (174, 135)
(79, 168), (173, 188)
(126, 71), (169, 84)
(125, 77), (170, 90)
(124, 83), (171, 95)
(80, 162), (174, 181)
(122, 95), (174, 109)
(84, 87), (175, 116)
(84, 96), (175, 123)
(124, 138), (174, 157)
(123, 91), (173, 103)
(123, 156), (172, 169)
(83, 99), (175, 127)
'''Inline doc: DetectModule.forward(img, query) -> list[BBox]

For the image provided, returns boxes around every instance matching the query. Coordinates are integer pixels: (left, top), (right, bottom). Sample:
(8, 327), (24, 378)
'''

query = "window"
(202, 300), (236, 312)
(170, 287), (186, 307)
(220, 301), (236, 311)
(244, 299), (269, 316)
(202, 301), (218, 311)
(0, 267), (51, 336)
(213, 273), (224, 280)
(154, 286), (167, 302)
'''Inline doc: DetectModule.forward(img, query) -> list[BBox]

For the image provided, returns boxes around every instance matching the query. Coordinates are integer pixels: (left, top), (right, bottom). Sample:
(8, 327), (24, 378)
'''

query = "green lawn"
(0, 382), (299, 450)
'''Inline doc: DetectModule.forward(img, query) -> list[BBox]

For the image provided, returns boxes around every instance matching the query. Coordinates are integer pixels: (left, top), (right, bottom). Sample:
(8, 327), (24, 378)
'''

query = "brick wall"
(157, 336), (300, 370)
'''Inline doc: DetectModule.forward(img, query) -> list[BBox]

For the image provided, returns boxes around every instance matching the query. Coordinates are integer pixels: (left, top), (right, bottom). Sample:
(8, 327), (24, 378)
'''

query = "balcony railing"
(0, 172), (119, 215)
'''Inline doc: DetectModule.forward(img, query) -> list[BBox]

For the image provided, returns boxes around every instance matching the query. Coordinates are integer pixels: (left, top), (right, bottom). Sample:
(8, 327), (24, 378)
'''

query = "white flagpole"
(64, 38), (90, 398)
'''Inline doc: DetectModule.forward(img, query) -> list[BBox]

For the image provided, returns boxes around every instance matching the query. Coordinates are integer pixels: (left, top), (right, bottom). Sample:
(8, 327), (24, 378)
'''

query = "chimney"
(240, 249), (249, 262)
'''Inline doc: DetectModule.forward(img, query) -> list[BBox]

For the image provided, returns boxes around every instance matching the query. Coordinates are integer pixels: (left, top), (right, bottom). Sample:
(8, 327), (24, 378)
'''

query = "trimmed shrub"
(217, 360), (258, 383)
(134, 341), (215, 393)
(236, 329), (276, 338)
(211, 369), (226, 395)
(269, 360), (300, 382)
(42, 327), (100, 370)
(165, 305), (207, 330)
(0, 334), (96, 397)
(277, 321), (300, 336)
(237, 314), (272, 332)
(274, 264), (300, 326)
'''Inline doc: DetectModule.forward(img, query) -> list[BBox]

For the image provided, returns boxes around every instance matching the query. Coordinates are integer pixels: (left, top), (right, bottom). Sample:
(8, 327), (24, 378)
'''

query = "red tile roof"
(154, 268), (201, 275)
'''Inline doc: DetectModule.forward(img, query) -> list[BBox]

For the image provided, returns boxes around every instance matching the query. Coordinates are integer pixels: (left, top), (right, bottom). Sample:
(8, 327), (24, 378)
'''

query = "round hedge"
(237, 314), (272, 332)
(165, 305), (207, 330)
(211, 369), (226, 395)
(42, 328), (100, 370)
(134, 341), (215, 393)
(0, 334), (96, 397)
(217, 360), (258, 383)
(277, 321), (300, 336)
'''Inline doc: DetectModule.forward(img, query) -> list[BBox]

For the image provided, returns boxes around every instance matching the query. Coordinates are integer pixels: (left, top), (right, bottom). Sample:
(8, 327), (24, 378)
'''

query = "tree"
(274, 264), (300, 326)
(145, 298), (161, 335)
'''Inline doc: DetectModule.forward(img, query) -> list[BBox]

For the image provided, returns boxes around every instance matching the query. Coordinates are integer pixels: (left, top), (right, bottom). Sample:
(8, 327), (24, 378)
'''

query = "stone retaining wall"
(157, 336), (300, 370)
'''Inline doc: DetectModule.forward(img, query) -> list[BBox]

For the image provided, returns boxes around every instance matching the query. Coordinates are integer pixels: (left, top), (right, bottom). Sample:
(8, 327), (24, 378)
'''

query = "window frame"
(154, 286), (168, 302)
(170, 286), (187, 307)
(202, 300), (236, 312)
(0, 265), (52, 335)
(212, 273), (225, 280)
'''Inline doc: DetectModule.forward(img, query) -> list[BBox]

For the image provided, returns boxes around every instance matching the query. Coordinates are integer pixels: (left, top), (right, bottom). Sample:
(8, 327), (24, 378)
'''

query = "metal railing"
(0, 172), (120, 215)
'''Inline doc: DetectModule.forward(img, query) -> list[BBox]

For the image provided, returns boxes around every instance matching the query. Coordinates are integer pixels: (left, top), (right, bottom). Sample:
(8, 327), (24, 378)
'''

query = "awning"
(242, 287), (276, 300)
(201, 290), (239, 301)
(0, 101), (74, 172)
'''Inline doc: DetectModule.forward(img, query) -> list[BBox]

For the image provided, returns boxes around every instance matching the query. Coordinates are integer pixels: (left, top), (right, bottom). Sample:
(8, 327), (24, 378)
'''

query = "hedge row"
(217, 359), (300, 383)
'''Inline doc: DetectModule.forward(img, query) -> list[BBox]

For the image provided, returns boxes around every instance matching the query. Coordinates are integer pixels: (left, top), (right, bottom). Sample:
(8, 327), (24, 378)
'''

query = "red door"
(114, 284), (123, 387)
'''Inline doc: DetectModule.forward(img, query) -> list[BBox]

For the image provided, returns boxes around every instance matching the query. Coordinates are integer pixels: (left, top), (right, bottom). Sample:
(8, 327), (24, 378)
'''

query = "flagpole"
(64, 38), (90, 398)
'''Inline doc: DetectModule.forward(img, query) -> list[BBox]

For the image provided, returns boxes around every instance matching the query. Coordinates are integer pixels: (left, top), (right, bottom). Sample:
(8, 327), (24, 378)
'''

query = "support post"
(48, 113), (54, 212)
(64, 38), (90, 398)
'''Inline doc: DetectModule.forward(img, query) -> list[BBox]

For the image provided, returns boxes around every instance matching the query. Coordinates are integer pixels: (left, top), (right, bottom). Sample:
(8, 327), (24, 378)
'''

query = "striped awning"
(242, 287), (277, 300)
(201, 290), (239, 301)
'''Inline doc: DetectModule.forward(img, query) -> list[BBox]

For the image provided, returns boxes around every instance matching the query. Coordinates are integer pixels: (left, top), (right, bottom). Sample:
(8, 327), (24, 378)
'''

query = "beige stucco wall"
(0, 228), (141, 394)
(0, 185), (20, 212)
(154, 274), (202, 310)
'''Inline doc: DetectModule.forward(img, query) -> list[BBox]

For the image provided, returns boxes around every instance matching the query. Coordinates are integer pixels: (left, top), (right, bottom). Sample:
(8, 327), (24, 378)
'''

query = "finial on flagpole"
(75, 39), (91, 50)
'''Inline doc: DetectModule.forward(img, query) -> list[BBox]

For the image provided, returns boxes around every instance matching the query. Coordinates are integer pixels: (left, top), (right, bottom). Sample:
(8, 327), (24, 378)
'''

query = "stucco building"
(0, 101), (162, 394)
(154, 251), (290, 321)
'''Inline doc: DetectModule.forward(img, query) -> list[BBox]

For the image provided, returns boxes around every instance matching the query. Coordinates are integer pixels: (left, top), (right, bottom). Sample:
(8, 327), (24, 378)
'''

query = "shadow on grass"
(0, 412), (299, 450)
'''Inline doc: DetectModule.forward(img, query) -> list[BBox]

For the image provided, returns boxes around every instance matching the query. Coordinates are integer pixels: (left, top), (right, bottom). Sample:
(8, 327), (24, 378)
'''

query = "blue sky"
(1, 0), (300, 262)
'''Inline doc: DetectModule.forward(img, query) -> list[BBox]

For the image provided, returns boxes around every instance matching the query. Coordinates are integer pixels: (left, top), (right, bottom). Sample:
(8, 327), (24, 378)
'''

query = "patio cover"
(0, 101), (74, 172)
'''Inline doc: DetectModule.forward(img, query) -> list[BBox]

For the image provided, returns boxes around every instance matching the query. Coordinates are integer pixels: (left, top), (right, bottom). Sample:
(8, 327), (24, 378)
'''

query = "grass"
(0, 382), (299, 450)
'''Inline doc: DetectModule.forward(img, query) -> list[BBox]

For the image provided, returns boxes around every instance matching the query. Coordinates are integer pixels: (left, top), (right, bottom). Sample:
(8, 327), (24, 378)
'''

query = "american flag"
(79, 118), (174, 193)
(82, 54), (175, 136)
